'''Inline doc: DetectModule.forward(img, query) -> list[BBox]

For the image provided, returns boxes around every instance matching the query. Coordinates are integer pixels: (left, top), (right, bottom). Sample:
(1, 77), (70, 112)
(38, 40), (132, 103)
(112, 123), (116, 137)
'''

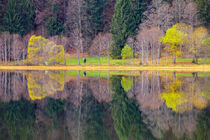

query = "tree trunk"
(99, 35), (101, 65)
(166, 48), (168, 65)
(195, 55), (198, 64)
(141, 42), (144, 65)
(4, 37), (7, 64)
(173, 57), (176, 64)
(108, 54), (110, 65)
(205, 55), (207, 64)
(77, 0), (83, 65)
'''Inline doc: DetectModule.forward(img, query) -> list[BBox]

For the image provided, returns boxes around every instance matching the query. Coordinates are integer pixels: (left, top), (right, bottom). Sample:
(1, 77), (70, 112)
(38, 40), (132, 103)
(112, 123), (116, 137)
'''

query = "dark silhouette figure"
(83, 57), (86, 64)
(83, 72), (86, 77)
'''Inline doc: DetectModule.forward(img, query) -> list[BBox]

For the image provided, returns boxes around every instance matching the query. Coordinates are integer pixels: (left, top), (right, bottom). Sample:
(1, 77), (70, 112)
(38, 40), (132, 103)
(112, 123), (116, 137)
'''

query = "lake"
(0, 70), (209, 140)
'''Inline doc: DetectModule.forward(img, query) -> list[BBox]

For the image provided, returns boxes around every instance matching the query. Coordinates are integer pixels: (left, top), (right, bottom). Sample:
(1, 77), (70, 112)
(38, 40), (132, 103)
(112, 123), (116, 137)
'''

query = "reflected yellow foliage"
(27, 71), (64, 100)
(161, 79), (209, 113)
(27, 35), (65, 65)
(121, 76), (133, 92)
(201, 91), (210, 100)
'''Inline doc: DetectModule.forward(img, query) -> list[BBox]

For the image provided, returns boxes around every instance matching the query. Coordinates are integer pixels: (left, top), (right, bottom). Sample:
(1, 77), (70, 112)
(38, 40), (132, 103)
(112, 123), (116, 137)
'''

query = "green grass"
(66, 56), (210, 65)
(65, 56), (133, 65)
(160, 57), (210, 64)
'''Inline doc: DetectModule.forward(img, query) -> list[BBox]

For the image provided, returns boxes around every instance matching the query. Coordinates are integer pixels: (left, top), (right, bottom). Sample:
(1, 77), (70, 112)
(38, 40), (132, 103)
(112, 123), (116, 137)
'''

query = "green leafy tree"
(195, 0), (210, 26)
(110, 0), (136, 59)
(85, 0), (107, 34)
(121, 45), (134, 59)
(1, 0), (35, 36)
(46, 16), (65, 36)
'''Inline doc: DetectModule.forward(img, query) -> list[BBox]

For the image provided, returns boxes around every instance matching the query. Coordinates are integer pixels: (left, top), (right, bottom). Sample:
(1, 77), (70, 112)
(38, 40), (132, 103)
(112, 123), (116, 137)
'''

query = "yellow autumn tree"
(189, 27), (208, 63)
(27, 35), (65, 65)
(161, 24), (187, 64)
(202, 37), (210, 63)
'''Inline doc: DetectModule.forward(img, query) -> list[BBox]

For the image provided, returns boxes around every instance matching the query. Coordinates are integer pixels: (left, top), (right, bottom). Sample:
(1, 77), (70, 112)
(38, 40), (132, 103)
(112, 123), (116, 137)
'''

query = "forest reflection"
(0, 71), (209, 140)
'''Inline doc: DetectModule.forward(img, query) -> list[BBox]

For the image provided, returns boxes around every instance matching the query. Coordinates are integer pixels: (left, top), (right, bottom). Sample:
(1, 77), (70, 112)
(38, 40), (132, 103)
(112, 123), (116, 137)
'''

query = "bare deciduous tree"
(135, 27), (163, 65)
(89, 33), (111, 64)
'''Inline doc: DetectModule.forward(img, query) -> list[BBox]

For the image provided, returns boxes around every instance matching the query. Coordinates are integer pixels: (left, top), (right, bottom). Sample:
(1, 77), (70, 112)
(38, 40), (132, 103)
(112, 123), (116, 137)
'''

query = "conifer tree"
(85, 0), (106, 34)
(131, 0), (151, 26)
(46, 16), (65, 36)
(110, 0), (136, 59)
(1, 0), (35, 36)
(195, 0), (210, 26)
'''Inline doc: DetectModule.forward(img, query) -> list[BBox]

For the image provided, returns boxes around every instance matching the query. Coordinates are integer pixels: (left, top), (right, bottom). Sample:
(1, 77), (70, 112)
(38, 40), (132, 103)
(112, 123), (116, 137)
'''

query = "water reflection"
(0, 71), (209, 140)
(27, 71), (64, 100)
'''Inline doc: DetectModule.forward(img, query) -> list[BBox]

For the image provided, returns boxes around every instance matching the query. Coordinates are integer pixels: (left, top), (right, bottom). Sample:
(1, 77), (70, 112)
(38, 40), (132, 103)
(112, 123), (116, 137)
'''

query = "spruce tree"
(131, 0), (151, 26)
(195, 0), (210, 26)
(1, 0), (35, 36)
(110, 0), (136, 59)
(0, 0), (5, 30)
(85, 0), (107, 34)
(46, 16), (65, 36)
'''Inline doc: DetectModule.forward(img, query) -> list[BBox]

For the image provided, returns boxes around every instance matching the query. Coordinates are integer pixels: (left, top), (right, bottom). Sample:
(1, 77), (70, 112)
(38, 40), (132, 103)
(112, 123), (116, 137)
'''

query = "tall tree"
(1, 0), (35, 36)
(0, 0), (6, 30)
(131, 0), (151, 26)
(190, 27), (208, 63)
(85, 0), (106, 34)
(202, 37), (210, 64)
(195, 0), (210, 26)
(46, 16), (65, 36)
(110, 0), (136, 59)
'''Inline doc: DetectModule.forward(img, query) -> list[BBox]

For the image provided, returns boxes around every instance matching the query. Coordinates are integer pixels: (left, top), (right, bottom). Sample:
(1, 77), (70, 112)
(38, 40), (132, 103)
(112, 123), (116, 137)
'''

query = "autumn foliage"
(27, 35), (65, 65)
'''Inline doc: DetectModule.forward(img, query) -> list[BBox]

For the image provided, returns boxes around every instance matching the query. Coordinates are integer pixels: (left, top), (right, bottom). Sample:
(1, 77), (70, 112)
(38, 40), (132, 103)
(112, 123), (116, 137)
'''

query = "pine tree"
(195, 0), (210, 26)
(46, 16), (65, 36)
(0, 0), (6, 30)
(85, 0), (106, 34)
(1, 0), (35, 36)
(110, 0), (136, 59)
(131, 0), (151, 26)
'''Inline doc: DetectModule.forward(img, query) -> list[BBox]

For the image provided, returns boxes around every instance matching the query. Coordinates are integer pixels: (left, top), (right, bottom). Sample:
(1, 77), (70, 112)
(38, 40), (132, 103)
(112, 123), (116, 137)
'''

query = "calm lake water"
(0, 71), (209, 140)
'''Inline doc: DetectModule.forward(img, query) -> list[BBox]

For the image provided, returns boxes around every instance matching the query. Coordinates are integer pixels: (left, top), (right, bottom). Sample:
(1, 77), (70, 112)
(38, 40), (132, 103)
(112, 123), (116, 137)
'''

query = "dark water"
(0, 71), (209, 140)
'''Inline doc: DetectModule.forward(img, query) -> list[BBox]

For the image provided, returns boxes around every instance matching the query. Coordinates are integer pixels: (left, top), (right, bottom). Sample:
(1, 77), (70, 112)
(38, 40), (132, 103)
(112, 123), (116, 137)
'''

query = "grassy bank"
(65, 56), (210, 65)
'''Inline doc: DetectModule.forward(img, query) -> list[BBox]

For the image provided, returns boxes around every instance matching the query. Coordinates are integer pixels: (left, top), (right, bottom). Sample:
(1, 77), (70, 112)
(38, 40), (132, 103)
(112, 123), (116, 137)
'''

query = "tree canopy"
(1, 0), (35, 36)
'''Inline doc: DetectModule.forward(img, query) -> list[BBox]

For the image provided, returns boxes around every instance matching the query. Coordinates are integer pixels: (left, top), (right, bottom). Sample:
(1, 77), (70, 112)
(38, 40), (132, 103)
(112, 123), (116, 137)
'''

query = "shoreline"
(0, 65), (210, 72)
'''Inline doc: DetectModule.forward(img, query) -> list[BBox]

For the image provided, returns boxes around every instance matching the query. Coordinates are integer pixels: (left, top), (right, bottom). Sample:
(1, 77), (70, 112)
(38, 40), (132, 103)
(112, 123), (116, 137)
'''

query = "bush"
(121, 45), (133, 59)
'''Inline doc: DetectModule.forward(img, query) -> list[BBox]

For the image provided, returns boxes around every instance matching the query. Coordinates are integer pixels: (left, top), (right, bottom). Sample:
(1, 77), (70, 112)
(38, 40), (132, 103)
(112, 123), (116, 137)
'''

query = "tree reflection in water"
(0, 71), (209, 140)
(110, 76), (155, 140)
